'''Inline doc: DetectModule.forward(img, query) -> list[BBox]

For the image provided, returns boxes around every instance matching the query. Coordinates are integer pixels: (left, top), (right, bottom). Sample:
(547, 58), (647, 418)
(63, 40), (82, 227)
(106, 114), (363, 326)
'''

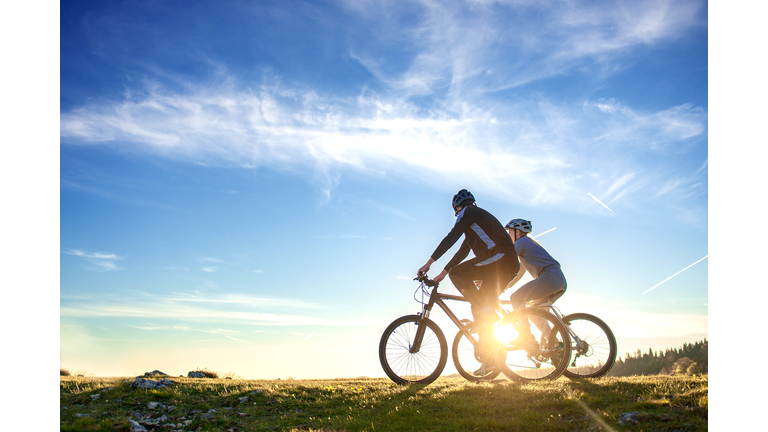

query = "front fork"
(409, 304), (434, 353)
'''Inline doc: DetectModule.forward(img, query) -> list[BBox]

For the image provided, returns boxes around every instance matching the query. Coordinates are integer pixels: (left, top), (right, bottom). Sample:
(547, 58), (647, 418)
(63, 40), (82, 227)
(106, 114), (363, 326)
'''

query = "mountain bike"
(378, 276), (572, 385)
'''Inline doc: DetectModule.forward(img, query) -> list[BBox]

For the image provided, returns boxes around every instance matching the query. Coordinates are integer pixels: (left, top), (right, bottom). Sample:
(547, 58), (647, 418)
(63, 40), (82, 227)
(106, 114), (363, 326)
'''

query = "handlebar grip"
(414, 275), (439, 287)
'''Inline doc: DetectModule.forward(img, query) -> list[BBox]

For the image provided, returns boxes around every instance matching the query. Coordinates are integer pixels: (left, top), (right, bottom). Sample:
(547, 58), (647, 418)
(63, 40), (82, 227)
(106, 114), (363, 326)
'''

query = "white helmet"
(505, 218), (532, 233)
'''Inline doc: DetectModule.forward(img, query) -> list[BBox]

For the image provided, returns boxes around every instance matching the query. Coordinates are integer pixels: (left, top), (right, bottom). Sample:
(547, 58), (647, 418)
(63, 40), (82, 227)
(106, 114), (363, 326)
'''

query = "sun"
(494, 323), (519, 344)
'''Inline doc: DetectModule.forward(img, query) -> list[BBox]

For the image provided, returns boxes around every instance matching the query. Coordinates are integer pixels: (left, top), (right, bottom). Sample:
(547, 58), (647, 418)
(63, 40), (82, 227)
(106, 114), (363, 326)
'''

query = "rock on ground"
(618, 412), (641, 426)
(129, 378), (176, 389)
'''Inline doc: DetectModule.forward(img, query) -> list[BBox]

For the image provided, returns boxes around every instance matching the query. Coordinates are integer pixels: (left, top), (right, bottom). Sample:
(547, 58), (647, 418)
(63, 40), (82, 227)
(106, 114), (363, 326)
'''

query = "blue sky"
(53, 0), (715, 379)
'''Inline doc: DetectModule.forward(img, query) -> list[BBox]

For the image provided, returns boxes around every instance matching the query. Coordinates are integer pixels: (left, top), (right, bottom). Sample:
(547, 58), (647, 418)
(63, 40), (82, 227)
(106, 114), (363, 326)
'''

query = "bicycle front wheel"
(379, 315), (447, 385)
(452, 326), (502, 382)
(500, 308), (572, 382)
(561, 313), (617, 378)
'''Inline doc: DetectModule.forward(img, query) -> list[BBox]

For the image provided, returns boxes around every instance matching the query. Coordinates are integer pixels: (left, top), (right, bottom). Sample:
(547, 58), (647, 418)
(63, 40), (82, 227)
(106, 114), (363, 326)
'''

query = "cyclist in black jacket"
(417, 189), (520, 372)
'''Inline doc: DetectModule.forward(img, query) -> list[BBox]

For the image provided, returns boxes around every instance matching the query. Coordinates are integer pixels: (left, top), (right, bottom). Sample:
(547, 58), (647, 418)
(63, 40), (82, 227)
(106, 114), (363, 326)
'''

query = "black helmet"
(452, 189), (475, 210)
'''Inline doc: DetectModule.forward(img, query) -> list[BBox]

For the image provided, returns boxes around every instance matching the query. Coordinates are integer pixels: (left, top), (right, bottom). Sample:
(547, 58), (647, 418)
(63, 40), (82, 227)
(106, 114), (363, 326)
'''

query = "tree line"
(608, 338), (708, 377)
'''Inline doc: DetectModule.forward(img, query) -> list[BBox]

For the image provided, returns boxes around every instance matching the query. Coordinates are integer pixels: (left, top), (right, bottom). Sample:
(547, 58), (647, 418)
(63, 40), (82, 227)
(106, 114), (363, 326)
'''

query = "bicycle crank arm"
(526, 356), (542, 368)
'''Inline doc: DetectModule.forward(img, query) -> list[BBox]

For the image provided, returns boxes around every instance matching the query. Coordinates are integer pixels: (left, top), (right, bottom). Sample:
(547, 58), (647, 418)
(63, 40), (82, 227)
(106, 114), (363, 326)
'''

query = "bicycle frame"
(410, 283), (478, 353)
(410, 280), (586, 359)
(410, 281), (531, 353)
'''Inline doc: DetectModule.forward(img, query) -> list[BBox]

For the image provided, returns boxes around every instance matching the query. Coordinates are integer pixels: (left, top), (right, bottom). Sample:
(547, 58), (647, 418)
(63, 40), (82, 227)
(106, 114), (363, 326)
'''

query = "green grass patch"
(60, 374), (707, 431)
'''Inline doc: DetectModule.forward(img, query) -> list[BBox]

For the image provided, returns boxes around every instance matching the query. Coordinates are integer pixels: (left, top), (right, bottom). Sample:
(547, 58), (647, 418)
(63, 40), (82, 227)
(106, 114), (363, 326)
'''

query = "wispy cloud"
(60, 81), (705, 215)
(603, 309), (707, 339)
(532, 227), (556, 239)
(559, 295), (707, 339)
(200, 257), (223, 263)
(60, 292), (367, 327)
(164, 292), (325, 309)
(587, 192), (614, 214)
(63, 249), (124, 271)
(643, 255), (709, 295)
(345, 0), (705, 94)
(60, 179), (178, 211)
(127, 324), (193, 331)
(60, 0), (707, 217)
(305, 326), (329, 340)
(224, 335), (253, 344)
(604, 173), (636, 199)
(64, 250), (120, 260)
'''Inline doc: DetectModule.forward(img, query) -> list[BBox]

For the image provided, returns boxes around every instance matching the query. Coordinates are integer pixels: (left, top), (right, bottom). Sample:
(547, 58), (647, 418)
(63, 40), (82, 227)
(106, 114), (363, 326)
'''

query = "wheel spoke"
(500, 309), (571, 381)
(562, 314), (617, 378)
(379, 316), (447, 384)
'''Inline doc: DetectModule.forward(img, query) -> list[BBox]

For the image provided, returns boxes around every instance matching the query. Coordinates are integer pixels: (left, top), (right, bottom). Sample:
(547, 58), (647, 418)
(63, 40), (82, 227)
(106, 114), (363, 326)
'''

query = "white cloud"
(127, 324), (192, 331)
(349, 0), (706, 95)
(555, 295), (707, 340)
(63, 249), (124, 271)
(163, 292), (323, 309)
(61, 303), (368, 327)
(60, 0), (707, 217)
(224, 335), (253, 344)
(604, 309), (707, 339)
(61, 82), (705, 214)
(60, 292), (365, 327)
(64, 250), (119, 260)
(200, 257), (223, 263)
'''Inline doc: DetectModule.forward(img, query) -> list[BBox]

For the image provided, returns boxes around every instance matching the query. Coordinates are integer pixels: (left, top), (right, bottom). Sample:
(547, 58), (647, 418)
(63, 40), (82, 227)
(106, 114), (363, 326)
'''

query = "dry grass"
(60, 374), (708, 431)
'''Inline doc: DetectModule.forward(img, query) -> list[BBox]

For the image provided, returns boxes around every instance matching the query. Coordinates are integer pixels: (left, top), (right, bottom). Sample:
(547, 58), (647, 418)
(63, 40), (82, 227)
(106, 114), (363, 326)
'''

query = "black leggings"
(448, 252), (519, 322)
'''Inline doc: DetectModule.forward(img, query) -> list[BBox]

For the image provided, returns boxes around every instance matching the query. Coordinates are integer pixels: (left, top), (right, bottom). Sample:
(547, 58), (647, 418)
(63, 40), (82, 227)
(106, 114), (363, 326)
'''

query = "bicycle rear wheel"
(452, 325), (502, 382)
(500, 308), (571, 381)
(561, 313), (617, 378)
(379, 315), (447, 385)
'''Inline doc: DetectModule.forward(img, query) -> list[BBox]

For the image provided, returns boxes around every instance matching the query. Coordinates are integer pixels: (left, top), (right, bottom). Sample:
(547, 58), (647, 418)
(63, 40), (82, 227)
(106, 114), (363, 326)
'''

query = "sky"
(4, 0), (748, 390)
(53, 0), (716, 380)
(5, 3), (767, 429)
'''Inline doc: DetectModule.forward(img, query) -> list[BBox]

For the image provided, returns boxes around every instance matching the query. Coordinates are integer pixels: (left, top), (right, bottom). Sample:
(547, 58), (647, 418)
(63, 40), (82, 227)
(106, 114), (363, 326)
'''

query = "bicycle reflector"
(495, 323), (519, 344)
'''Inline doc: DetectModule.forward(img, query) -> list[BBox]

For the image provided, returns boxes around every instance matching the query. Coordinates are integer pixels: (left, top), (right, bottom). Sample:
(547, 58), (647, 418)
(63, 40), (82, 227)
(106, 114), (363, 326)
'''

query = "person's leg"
(450, 254), (518, 369)
(509, 269), (566, 308)
(509, 269), (567, 338)
(449, 260), (496, 323)
(450, 253), (518, 323)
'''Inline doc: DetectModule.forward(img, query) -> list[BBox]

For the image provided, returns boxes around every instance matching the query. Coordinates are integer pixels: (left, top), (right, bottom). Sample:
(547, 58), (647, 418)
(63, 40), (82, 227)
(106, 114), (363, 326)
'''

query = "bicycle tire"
(561, 313), (617, 378)
(451, 327), (502, 382)
(500, 308), (571, 381)
(379, 315), (448, 385)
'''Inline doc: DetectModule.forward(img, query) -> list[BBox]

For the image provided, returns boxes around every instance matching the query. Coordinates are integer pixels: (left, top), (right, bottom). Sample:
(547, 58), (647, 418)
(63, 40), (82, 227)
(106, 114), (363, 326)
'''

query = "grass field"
(60, 374), (707, 431)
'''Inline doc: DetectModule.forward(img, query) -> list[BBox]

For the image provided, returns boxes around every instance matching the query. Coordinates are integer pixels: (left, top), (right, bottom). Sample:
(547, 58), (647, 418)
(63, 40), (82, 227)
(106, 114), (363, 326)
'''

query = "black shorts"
(449, 251), (519, 300)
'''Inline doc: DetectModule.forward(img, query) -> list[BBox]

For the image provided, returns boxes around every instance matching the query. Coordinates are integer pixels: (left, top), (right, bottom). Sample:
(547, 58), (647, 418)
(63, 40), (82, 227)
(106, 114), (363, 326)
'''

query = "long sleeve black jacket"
(431, 205), (517, 272)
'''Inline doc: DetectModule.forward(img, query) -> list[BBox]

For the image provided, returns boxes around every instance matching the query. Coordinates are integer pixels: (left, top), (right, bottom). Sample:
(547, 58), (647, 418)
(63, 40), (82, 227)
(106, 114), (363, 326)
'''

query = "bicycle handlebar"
(414, 275), (439, 288)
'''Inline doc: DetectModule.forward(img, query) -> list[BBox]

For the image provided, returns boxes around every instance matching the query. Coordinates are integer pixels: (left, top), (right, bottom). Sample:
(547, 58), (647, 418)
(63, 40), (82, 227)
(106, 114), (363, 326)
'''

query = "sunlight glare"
(495, 324), (519, 344)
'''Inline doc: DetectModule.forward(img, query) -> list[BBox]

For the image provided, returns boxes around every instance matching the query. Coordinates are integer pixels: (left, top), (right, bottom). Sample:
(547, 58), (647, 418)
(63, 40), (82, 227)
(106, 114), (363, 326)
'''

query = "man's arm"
(418, 258), (435, 277)
(418, 257), (450, 282)
(443, 239), (471, 272)
(430, 209), (472, 262)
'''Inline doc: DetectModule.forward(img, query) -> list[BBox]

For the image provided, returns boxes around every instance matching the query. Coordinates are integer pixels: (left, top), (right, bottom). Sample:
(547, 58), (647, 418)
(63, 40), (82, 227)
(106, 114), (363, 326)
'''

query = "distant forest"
(608, 338), (708, 377)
